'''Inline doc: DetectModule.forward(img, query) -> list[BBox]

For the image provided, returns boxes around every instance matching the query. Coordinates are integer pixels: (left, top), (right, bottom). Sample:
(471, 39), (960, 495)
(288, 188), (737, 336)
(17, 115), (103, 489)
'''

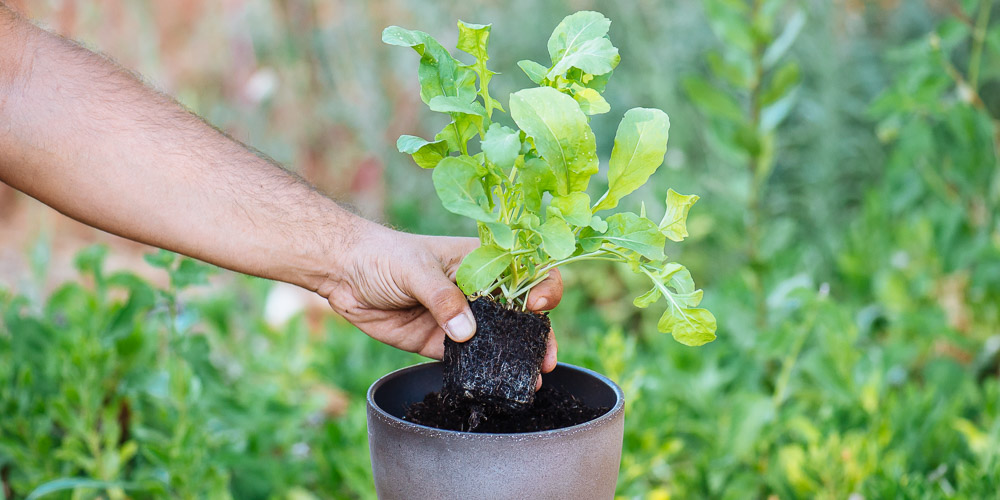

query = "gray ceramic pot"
(366, 361), (624, 500)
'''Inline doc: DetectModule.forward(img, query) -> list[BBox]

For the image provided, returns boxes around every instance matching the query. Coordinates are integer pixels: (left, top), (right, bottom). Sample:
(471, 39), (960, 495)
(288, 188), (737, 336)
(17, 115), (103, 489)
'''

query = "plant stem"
(969, 0), (994, 90)
(747, 0), (768, 330)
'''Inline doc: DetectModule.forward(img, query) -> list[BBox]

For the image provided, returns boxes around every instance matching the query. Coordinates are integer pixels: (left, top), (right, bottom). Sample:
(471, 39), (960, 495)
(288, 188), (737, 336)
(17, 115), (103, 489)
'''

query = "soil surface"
(442, 297), (550, 408)
(404, 385), (610, 433)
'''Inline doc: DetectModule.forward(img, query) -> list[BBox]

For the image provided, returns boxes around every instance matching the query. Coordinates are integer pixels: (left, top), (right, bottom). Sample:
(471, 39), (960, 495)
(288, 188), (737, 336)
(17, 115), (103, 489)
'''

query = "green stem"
(969, 0), (994, 90)
(747, 0), (768, 330)
(507, 249), (625, 299)
(772, 295), (823, 408)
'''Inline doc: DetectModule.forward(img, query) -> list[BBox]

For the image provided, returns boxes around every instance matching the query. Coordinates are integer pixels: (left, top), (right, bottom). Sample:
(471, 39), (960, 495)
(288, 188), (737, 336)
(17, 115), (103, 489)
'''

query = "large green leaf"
(432, 156), (495, 222)
(594, 108), (671, 212)
(584, 212), (665, 260)
(548, 37), (620, 79)
(509, 87), (599, 195)
(456, 245), (511, 294)
(547, 11), (612, 68)
(396, 135), (449, 169)
(480, 123), (521, 171)
(659, 189), (700, 242)
(382, 26), (476, 105)
(658, 307), (717, 346)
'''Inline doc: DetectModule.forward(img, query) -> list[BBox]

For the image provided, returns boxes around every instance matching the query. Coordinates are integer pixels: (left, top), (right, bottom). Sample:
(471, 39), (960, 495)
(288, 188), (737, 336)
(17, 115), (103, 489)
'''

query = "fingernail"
(532, 297), (548, 310)
(445, 312), (476, 342)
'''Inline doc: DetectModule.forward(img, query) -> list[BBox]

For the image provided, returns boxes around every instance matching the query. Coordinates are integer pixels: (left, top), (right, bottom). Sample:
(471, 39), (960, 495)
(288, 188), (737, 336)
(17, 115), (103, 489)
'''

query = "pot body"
(366, 362), (624, 500)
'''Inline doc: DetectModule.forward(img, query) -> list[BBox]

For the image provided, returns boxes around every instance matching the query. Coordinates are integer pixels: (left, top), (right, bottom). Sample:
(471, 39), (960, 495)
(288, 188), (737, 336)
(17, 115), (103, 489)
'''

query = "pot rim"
(366, 361), (624, 439)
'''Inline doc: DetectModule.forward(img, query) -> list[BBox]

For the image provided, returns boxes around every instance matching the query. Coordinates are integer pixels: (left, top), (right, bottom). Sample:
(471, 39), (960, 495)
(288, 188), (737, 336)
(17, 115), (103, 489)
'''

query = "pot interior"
(371, 362), (620, 422)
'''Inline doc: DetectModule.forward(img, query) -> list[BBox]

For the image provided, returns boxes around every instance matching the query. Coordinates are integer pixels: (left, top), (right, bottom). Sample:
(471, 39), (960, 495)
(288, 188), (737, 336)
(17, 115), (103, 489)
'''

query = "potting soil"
(403, 385), (610, 433)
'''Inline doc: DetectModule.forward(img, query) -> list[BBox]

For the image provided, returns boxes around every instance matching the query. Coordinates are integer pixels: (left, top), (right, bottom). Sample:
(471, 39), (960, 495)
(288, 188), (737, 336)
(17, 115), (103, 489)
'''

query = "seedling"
(386, 11), (717, 413)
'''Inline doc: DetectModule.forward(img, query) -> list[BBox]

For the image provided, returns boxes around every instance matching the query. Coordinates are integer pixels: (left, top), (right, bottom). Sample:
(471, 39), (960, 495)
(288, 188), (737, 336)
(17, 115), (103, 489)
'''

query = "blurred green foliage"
(2, 0), (1000, 498)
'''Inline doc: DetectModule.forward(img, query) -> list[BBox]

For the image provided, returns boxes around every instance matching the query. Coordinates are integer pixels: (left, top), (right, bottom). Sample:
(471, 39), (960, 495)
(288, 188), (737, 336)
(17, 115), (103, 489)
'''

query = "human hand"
(318, 225), (562, 380)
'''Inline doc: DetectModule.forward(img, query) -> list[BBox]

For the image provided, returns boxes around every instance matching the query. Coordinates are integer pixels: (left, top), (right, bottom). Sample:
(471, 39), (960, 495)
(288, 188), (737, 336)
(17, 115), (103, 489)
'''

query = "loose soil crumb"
(404, 385), (610, 433)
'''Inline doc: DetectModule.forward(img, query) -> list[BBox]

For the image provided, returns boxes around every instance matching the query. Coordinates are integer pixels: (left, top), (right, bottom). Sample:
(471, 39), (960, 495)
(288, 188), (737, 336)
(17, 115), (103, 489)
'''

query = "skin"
(0, 4), (561, 385)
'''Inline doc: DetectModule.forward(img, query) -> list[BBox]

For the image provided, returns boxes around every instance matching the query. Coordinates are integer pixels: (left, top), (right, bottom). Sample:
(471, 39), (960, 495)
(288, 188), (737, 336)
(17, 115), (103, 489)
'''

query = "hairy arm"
(0, 5), (563, 369)
(0, 5), (366, 293)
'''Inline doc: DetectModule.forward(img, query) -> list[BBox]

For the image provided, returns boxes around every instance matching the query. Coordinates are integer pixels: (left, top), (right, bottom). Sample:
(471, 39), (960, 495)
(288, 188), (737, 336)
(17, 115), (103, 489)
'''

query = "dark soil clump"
(442, 297), (550, 408)
(404, 385), (610, 433)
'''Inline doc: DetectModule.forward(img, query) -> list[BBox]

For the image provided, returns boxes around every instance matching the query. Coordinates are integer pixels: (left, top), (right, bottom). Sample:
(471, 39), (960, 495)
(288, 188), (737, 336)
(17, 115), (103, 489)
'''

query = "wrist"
(302, 204), (390, 296)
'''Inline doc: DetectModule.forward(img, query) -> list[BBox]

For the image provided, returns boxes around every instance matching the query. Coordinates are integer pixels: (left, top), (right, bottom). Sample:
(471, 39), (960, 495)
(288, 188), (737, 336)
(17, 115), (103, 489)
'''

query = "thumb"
(408, 269), (477, 343)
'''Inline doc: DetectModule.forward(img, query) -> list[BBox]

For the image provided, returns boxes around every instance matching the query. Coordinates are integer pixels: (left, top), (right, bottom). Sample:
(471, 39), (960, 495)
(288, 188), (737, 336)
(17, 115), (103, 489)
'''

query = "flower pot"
(366, 361), (625, 500)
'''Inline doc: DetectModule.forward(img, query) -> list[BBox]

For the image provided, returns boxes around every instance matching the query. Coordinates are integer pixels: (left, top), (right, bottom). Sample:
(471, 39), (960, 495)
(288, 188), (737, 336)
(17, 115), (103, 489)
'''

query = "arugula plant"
(385, 11), (717, 346)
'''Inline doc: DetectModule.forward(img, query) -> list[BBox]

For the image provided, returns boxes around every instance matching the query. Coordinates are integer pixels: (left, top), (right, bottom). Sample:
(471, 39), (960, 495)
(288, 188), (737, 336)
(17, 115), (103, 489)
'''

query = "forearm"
(0, 6), (375, 292)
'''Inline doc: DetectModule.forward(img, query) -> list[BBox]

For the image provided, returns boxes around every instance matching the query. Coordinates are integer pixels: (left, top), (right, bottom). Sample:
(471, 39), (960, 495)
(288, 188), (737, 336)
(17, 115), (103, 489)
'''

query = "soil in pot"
(404, 297), (610, 433)
(404, 385), (610, 433)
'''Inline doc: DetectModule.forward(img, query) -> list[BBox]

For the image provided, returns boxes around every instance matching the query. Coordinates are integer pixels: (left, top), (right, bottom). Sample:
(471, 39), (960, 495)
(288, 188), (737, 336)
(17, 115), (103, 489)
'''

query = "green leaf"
(570, 85), (610, 115)
(143, 249), (175, 269)
(585, 212), (665, 260)
(396, 135), (449, 168)
(515, 212), (541, 231)
(484, 221), (514, 249)
(659, 189), (700, 242)
(580, 70), (613, 93)
(480, 123), (521, 171)
(594, 108), (670, 212)
(382, 26), (477, 105)
(456, 245), (511, 294)
(75, 244), (109, 278)
(171, 258), (214, 290)
(761, 10), (805, 69)
(761, 62), (800, 106)
(547, 11), (612, 67)
(509, 87), (599, 195)
(682, 76), (745, 123)
(518, 60), (549, 84)
(548, 37), (620, 79)
(633, 288), (660, 308)
(549, 192), (592, 226)
(588, 215), (608, 233)
(539, 216), (576, 260)
(707, 51), (752, 90)
(658, 307), (717, 346)
(519, 157), (557, 214)
(456, 21), (502, 118)
(26, 479), (138, 500)
(432, 156), (496, 222)
(456, 21), (490, 58)
(428, 95), (487, 117)
(435, 115), (481, 153)
(761, 88), (798, 131)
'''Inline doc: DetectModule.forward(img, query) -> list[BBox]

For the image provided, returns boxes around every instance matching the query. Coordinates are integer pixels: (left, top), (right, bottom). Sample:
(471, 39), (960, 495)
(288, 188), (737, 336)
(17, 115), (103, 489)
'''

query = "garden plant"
(384, 11), (716, 430)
